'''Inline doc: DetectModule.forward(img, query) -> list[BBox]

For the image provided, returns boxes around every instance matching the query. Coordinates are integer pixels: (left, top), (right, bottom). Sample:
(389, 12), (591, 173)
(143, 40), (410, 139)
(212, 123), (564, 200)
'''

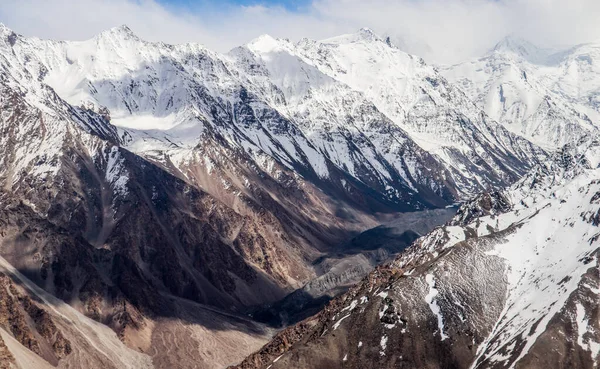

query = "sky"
(166, 0), (310, 10)
(1, 0), (599, 64)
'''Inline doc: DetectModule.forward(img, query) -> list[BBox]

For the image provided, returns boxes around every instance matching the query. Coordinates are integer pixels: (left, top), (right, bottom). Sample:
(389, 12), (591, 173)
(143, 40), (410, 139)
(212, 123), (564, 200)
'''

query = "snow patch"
(575, 303), (600, 362)
(333, 314), (351, 330)
(379, 335), (388, 356)
(105, 146), (129, 198)
(424, 273), (448, 341)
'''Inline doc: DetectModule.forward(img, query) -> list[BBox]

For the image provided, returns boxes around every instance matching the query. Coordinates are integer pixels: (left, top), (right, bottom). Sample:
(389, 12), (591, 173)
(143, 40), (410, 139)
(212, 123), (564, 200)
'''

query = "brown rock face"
(19, 294), (72, 359)
(0, 272), (71, 365)
(0, 334), (15, 369)
(0, 273), (42, 357)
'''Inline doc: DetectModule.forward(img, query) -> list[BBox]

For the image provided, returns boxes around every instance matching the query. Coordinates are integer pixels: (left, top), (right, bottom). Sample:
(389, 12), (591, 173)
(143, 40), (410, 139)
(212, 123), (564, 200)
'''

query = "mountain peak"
(320, 27), (383, 45)
(0, 23), (11, 34)
(96, 24), (139, 42)
(358, 27), (376, 37)
(491, 35), (550, 63)
(246, 34), (287, 54)
(0, 23), (17, 38)
(355, 27), (383, 42)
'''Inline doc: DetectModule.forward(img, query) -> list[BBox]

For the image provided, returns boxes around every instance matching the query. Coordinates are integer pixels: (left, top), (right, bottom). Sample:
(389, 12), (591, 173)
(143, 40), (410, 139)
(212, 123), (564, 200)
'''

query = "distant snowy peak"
(491, 35), (554, 64)
(95, 24), (138, 41)
(246, 34), (290, 54)
(443, 35), (600, 150)
(320, 27), (383, 45)
(552, 42), (600, 102)
(247, 27), (390, 56)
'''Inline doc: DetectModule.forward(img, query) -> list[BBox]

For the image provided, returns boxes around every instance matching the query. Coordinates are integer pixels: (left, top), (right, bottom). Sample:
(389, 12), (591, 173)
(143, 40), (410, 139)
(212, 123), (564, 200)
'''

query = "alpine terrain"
(0, 21), (596, 369)
(232, 138), (600, 369)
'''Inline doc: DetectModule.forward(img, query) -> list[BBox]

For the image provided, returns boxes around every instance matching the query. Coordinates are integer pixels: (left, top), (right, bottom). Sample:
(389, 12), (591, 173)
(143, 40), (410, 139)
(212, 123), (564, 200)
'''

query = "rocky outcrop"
(0, 334), (15, 369)
(18, 295), (72, 359)
(0, 272), (71, 365)
(450, 191), (511, 226)
(0, 273), (42, 357)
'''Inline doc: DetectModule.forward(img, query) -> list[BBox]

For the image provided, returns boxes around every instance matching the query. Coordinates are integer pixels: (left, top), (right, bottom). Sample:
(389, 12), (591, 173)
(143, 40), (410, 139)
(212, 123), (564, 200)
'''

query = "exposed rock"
(0, 334), (15, 369)
(0, 273), (42, 356)
(0, 272), (71, 364)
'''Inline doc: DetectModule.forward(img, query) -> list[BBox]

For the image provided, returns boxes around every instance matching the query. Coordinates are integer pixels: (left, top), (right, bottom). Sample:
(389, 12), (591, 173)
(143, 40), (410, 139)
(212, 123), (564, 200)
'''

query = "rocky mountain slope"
(0, 24), (385, 368)
(231, 138), (600, 369)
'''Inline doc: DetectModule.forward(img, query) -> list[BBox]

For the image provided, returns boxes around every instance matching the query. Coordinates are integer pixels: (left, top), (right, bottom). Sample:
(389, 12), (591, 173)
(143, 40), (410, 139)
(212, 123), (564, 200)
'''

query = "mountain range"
(0, 23), (597, 369)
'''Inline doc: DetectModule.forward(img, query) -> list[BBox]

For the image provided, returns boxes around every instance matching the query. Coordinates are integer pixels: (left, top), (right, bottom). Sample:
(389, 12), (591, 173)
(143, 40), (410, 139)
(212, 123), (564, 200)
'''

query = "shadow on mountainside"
(246, 207), (456, 327)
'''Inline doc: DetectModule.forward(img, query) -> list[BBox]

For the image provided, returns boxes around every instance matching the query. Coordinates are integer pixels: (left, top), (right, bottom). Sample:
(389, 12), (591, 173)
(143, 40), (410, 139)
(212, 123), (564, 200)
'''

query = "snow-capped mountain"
(240, 28), (545, 196)
(232, 137), (600, 369)
(1, 24), (546, 209)
(443, 36), (600, 150)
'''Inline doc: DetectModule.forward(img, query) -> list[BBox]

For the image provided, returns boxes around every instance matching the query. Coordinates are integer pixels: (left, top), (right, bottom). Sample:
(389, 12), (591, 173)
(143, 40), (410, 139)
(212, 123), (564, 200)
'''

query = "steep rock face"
(443, 37), (600, 150)
(0, 77), (303, 312)
(0, 272), (72, 366)
(0, 334), (14, 369)
(231, 140), (600, 369)
(231, 37), (459, 203)
(0, 193), (276, 369)
(0, 250), (156, 369)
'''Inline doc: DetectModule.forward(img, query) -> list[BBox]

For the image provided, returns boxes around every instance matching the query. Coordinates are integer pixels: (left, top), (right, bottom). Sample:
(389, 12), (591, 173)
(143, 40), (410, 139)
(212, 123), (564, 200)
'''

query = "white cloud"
(1, 0), (599, 64)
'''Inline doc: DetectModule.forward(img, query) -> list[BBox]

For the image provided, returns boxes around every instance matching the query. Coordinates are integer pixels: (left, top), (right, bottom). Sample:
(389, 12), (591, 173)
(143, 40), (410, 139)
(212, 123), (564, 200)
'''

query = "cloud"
(1, 0), (599, 64)
(312, 0), (600, 63)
